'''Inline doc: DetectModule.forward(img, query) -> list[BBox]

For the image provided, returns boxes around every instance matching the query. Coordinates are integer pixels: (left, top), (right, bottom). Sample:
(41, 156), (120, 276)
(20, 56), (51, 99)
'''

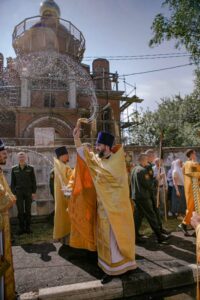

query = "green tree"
(129, 109), (158, 146)
(130, 93), (200, 147)
(149, 0), (200, 63)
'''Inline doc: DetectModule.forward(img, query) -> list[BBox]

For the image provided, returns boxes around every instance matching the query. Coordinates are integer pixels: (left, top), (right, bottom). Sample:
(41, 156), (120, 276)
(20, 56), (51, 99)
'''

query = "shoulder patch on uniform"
(191, 167), (197, 172)
(28, 165), (34, 168)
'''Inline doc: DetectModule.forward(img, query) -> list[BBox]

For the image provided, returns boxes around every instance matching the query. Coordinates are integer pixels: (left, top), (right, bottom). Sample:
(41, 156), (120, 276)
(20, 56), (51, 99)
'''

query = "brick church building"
(0, 0), (129, 146)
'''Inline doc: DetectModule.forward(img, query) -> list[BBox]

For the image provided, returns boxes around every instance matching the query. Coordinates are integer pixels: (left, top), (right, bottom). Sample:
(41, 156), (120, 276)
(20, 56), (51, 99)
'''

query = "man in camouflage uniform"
(11, 152), (37, 234)
(131, 153), (169, 244)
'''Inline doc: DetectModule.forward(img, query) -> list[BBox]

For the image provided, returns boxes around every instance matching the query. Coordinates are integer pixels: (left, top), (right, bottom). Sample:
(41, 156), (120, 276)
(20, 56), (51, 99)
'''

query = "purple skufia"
(96, 131), (114, 148)
(55, 146), (68, 158)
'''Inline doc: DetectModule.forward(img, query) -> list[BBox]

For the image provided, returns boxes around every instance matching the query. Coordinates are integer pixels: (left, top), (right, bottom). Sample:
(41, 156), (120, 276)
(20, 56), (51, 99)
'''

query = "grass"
(11, 222), (53, 246)
(140, 217), (180, 236)
(11, 217), (182, 246)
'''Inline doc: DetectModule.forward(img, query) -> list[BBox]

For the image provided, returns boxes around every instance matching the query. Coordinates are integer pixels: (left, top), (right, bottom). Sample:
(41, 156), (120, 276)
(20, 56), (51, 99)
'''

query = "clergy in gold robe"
(196, 222), (200, 299)
(66, 142), (97, 251)
(0, 139), (16, 300)
(179, 149), (200, 236)
(68, 150), (97, 252)
(53, 146), (72, 242)
(191, 212), (200, 262)
(191, 211), (200, 298)
(72, 125), (136, 283)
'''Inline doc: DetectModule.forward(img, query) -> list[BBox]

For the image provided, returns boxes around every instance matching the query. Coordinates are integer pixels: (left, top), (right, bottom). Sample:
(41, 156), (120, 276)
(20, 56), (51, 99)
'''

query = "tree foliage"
(128, 0), (200, 146)
(129, 72), (200, 147)
(149, 0), (200, 63)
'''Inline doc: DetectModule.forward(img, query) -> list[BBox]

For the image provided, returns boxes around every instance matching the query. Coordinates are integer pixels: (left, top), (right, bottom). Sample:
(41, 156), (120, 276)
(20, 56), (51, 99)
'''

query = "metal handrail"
(12, 16), (86, 60)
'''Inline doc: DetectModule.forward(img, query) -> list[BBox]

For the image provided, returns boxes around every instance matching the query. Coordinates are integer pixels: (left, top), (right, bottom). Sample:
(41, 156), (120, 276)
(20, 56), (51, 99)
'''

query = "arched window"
(103, 107), (111, 132)
(44, 93), (55, 107)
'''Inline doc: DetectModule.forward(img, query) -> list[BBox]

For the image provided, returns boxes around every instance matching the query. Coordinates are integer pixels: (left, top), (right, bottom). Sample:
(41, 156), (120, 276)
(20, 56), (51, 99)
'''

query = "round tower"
(92, 58), (111, 90)
(12, 0), (85, 61)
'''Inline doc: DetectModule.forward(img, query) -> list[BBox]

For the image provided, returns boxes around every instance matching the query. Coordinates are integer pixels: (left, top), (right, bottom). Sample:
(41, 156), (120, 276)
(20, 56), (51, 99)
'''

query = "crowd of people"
(130, 148), (200, 242)
(0, 121), (200, 299)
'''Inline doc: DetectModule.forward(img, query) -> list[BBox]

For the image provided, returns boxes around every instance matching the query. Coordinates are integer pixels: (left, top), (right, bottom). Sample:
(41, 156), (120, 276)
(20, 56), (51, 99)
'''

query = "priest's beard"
(98, 150), (105, 158)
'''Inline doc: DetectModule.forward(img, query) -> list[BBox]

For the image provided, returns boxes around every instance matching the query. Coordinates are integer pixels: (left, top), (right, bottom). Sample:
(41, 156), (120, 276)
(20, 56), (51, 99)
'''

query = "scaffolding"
(120, 83), (144, 145)
(120, 95), (143, 112)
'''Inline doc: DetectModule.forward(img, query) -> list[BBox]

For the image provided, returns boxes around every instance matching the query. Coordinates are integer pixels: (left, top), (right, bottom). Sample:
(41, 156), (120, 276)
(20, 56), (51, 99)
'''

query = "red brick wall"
(31, 91), (68, 108)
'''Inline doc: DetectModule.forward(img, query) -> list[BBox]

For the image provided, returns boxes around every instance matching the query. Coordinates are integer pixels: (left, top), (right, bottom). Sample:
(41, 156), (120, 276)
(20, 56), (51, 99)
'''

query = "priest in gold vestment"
(0, 139), (16, 300)
(53, 146), (72, 243)
(71, 124), (136, 283)
(191, 211), (200, 298)
(68, 143), (97, 252)
(191, 212), (200, 261)
(179, 149), (200, 236)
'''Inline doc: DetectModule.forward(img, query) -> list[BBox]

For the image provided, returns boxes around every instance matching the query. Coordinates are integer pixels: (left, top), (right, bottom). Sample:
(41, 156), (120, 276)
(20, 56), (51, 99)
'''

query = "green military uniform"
(131, 164), (163, 240)
(146, 162), (163, 229)
(48, 169), (55, 225)
(49, 168), (54, 199)
(11, 164), (37, 233)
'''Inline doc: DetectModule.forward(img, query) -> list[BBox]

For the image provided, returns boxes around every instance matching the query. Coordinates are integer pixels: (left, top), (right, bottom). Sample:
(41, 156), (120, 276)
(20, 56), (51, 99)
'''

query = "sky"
(0, 0), (196, 113)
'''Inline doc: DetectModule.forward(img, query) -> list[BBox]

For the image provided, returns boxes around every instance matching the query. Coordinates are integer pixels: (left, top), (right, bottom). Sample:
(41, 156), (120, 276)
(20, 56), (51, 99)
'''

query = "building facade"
(0, 0), (144, 217)
(0, 0), (124, 146)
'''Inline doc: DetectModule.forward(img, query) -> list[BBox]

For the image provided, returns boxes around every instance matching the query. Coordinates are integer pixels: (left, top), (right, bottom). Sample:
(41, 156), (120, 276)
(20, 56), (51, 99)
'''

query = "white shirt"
(153, 165), (167, 187)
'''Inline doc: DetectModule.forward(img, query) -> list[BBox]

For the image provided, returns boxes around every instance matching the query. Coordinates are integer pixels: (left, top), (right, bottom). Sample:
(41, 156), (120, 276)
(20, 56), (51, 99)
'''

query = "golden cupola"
(40, 0), (61, 18)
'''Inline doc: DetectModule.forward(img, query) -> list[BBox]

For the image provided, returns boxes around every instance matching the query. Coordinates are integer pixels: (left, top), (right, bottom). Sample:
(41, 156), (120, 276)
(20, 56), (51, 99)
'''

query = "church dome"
(40, 0), (60, 17)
